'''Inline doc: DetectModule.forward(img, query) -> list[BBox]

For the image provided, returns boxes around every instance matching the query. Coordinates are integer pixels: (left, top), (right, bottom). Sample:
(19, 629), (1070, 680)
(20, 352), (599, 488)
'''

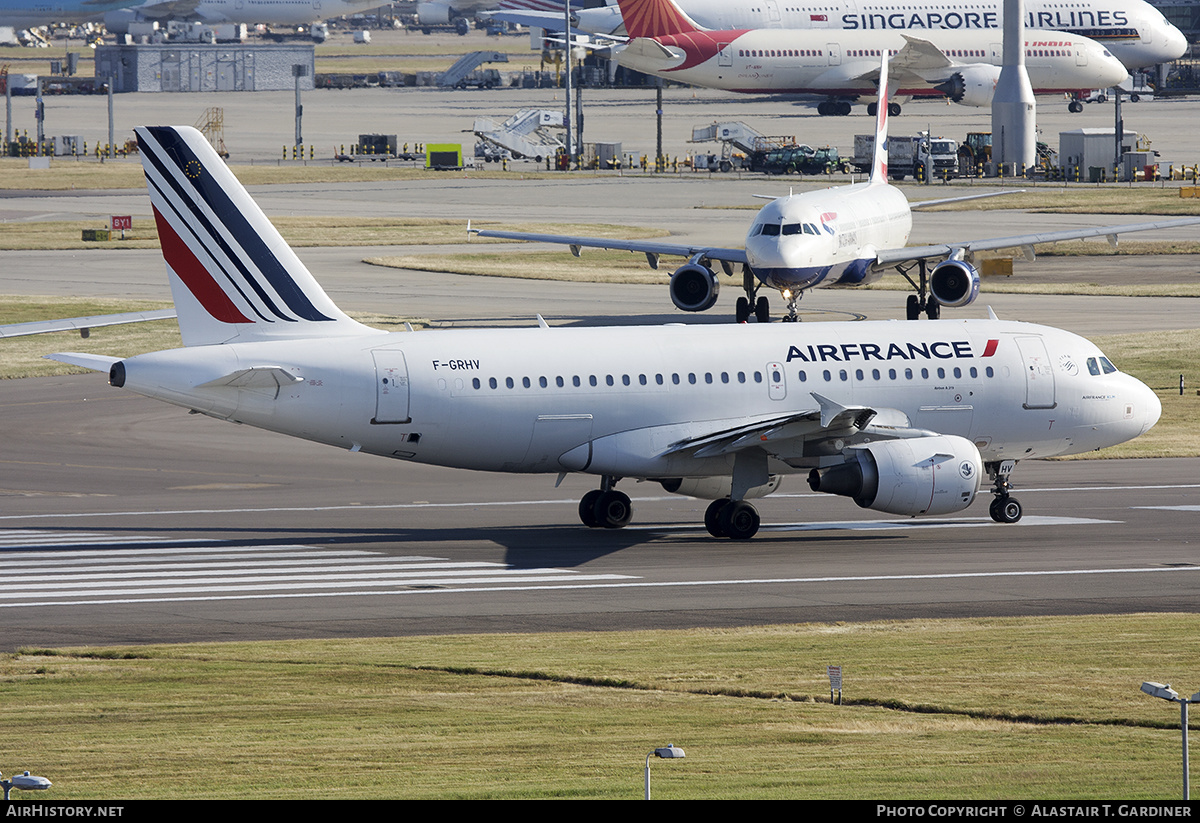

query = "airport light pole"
(1, 771), (52, 800)
(644, 743), (685, 799)
(293, 64), (307, 149)
(1140, 681), (1199, 799)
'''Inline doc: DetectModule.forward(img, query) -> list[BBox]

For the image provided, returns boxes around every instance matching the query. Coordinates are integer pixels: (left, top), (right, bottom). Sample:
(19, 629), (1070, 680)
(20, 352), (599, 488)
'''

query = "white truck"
(852, 133), (959, 180)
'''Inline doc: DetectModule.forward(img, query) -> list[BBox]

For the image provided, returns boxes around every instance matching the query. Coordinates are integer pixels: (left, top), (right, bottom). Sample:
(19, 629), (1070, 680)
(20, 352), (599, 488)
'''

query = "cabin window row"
(797, 366), (996, 382)
(739, 48), (824, 58)
(472, 371), (767, 390)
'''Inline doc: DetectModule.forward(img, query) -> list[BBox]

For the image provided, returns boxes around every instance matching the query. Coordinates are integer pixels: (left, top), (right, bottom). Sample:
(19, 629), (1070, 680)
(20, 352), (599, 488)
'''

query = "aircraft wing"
(0, 309), (177, 339)
(129, 0), (202, 18)
(890, 34), (956, 72)
(873, 216), (1200, 267)
(470, 228), (749, 269)
(662, 396), (926, 460)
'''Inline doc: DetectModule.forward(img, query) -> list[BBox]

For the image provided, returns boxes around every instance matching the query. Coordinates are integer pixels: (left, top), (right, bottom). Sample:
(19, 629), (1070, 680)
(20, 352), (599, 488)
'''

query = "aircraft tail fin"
(135, 126), (379, 347)
(614, 0), (705, 39)
(869, 51), (890, 186)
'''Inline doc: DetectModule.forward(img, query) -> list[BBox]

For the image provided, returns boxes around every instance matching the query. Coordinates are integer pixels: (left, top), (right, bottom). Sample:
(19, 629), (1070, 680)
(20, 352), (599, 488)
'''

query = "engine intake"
(929, 259), (981, 308)
(934, 65), (1002, 107)
(669, 264), (720, 312)
(807, 435), (982, 516)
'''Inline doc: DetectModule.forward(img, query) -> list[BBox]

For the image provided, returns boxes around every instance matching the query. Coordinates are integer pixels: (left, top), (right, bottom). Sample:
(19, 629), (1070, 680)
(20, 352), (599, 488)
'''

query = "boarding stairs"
(473, 108), (565, 161)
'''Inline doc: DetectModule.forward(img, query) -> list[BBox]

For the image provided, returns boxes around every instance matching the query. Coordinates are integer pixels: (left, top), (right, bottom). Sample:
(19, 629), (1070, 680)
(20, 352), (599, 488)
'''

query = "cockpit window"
(804, 223), (818, 235)
(760, 223), (781, 236)
(1087, 357), (1101, 376)
(1099, 356), (1118, 374)
(1087, 356), (1119, 375)
(782, 223), (802, 236)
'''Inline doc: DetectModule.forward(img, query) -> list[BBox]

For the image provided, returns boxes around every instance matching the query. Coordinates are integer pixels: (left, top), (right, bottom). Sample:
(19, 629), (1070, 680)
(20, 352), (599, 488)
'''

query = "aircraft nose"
(1099, 51), (1128, 87)
(1165, 26), (1188, 61)
(1140, 381), (1162, 436)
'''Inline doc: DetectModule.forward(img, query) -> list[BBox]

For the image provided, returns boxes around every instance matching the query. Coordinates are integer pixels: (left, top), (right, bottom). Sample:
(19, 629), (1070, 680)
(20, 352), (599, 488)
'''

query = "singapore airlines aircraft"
(498, 0), (1187, 72)
(475, 54), (1200, 323)
(608, 0), (1128, 114)
(38, 128), (1160, 539)
(102, 0), (385, 32)
(0, 0), (144, 28)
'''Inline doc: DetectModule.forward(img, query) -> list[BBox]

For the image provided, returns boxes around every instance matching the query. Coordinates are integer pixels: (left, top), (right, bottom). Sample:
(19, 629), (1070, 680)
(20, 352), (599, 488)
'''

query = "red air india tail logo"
(618, 0), (699, 39)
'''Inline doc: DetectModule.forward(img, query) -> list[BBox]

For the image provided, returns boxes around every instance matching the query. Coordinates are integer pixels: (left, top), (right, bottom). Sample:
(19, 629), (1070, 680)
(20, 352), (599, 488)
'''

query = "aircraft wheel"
(867, 102), (878, 116)
(1130, 92), (1140, 102)
(990, 496), (1023, 524)
(888, 102), (902, 116)
(755, 296), (771, 323)
(705, 499), (729, 538)
(719, 501), (760, 541)
(838, 101), (853, 116)
(736, 296), (751, 323)
(1068, 101), (1083, 113)
(595, 490), (633, 529)
(906, 295), (921, 320)
(579, 489), (603, 528)
(925, 297), (940, 320)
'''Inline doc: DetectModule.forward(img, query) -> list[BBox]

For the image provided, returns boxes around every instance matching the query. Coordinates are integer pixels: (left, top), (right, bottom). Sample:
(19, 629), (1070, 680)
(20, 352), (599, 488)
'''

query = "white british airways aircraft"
(37, 83), (1161, 540)
(474, 52), (1200, 323)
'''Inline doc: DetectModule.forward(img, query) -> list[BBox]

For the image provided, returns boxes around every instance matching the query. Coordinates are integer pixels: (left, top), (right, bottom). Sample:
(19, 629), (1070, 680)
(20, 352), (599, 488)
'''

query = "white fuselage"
(744, 181), (911, 293)
(615, 27), (1128, 97)
(577, 0), (1186, 70)
(112, 0), (380, 27)
(114, 319), (1160, 484)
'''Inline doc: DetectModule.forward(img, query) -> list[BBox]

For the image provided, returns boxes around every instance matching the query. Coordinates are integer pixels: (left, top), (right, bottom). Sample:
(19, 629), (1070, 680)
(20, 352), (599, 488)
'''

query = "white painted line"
(2, 565), (1194, 609)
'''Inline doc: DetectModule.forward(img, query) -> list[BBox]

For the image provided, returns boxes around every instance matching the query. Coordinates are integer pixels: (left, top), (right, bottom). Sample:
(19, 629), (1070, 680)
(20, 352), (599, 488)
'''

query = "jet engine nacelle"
(417, 2), (454, 25)
(807, 435), (982, 516)
(929, 259), (981, 308)
(936, 65), (1002, 107)
(660, 475), (781, 501)
(669, 263), (720, 312)
(103, 9), (141, 34)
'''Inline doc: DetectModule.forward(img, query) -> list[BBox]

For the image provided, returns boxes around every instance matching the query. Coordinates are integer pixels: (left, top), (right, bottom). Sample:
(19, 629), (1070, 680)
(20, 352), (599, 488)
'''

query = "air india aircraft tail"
(615, 0), (707, 38)
(135, 126), (378, 347)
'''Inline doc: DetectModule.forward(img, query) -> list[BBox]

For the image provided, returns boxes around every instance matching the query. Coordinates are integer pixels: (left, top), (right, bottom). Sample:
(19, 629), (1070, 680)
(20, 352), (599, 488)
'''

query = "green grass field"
(5, 614), (1198, 799)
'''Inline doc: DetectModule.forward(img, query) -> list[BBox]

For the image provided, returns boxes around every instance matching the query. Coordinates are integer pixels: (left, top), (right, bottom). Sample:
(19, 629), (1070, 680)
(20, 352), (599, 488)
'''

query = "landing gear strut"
(736, 267), (771, 323)
(579, 476), (632, 529)
(897, 259), (941, 320)
(986, 460), (1023, 523)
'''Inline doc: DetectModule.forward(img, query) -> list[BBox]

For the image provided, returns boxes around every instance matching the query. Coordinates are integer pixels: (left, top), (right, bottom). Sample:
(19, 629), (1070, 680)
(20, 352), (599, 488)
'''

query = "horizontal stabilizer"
(43, 352), (121, 372)
(0, 309), (177, 339)
(197, 366), (304, 390)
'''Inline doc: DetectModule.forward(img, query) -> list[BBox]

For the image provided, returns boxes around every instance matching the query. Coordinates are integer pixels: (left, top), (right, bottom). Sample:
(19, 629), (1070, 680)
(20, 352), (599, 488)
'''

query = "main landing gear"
(866, 101), (903, 117)
(986, 460), (1023, 524)
(579, 476), (632, 529)
(735, 268), (772, 323)
(897, 259), (941, 320)
(704, 498), (761, 540)
(576, 479), (764, 540)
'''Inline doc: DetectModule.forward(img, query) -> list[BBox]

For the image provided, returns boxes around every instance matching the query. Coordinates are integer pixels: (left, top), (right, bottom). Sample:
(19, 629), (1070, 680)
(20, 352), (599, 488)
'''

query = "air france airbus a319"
(39, 120), (1160, 541)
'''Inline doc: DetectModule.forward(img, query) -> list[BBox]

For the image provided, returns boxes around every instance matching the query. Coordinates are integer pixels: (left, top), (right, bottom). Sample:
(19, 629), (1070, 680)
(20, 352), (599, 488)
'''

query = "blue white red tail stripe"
(136, 126), (379, 347)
